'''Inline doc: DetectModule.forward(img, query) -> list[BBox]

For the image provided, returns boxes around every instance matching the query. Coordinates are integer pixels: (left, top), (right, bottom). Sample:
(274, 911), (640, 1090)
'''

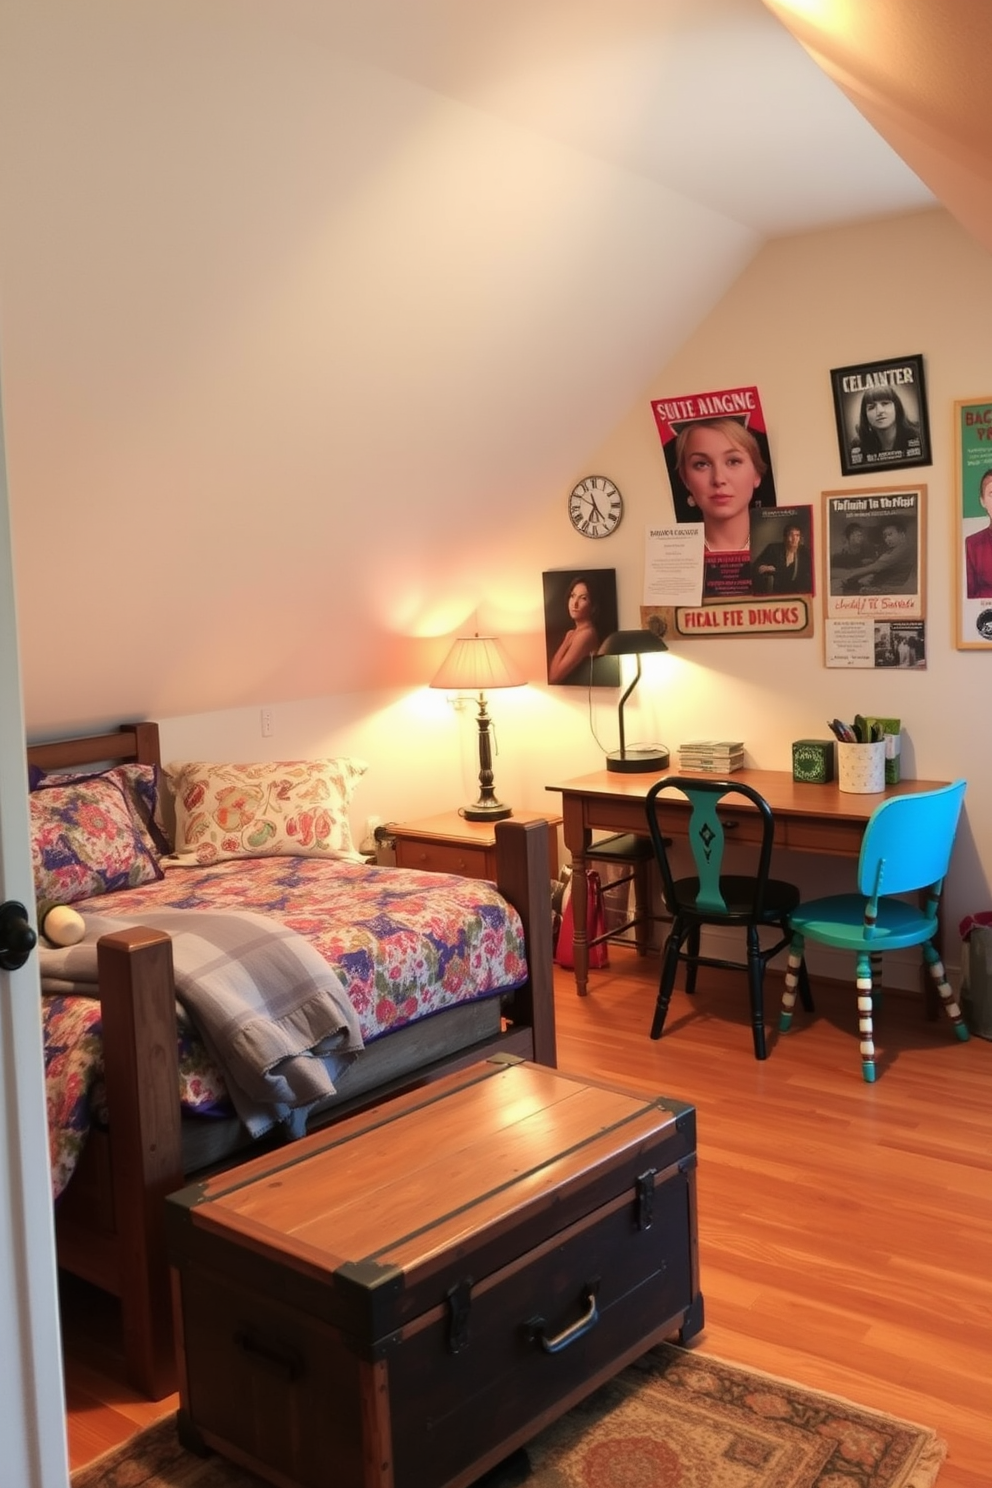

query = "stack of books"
(677, 740), (745, 773)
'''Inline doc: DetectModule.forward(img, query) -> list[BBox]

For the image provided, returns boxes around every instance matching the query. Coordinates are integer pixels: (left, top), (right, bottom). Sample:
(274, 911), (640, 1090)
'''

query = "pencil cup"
(837, 740), (886, 794)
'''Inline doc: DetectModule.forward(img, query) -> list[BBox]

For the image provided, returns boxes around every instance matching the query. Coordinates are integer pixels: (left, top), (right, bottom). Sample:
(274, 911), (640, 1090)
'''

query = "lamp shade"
(596, 629), (668, 658)
(430, 634), (525, 692)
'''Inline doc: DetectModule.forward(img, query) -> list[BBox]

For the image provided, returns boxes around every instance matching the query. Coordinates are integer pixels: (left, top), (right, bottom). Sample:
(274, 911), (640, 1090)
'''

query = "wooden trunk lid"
(167, 1056), (696, 1343)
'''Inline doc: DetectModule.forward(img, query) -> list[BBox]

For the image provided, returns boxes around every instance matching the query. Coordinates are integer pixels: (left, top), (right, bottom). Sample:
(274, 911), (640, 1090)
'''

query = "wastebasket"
(960, 913), (992, 1040)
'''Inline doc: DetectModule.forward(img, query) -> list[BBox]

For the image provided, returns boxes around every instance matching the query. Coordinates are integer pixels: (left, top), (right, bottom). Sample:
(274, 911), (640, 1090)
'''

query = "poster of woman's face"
(830, 355), (931, 477)
(650, 386), (778, 524)
(543, 569), (620, 687)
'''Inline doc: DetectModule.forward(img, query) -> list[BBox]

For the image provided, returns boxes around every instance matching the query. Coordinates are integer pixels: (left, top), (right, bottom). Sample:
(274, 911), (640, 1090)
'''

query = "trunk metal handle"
(525, 1281), (600, 1354)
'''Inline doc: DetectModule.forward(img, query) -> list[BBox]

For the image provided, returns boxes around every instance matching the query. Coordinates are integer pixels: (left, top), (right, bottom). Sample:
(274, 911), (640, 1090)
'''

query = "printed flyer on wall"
(824, 617), (926, 670)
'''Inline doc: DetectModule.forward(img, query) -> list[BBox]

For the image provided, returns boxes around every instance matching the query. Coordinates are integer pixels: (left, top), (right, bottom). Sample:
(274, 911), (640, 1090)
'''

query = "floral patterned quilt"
(43, 857), (528, 1199)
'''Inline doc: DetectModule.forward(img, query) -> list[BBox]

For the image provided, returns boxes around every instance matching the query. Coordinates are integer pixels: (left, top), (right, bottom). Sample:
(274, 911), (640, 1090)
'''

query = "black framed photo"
(830, 354), (931, 477)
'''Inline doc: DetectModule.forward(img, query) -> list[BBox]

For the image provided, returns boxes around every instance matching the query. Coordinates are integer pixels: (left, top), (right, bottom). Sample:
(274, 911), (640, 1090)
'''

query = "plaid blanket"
(40, 909), (364, 1138)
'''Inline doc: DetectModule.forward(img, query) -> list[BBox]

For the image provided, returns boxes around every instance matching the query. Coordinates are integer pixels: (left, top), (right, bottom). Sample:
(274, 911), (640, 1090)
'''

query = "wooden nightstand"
(391, 809), (560, 882)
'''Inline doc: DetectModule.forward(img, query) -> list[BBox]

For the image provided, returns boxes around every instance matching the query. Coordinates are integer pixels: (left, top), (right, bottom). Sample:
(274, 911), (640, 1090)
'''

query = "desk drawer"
(778, 815), (865, 856)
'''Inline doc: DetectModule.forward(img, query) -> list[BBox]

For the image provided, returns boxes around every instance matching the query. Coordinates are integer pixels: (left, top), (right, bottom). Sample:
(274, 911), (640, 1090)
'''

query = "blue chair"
(780, 780), (969, 1082)
(644, 776), (813, 1060)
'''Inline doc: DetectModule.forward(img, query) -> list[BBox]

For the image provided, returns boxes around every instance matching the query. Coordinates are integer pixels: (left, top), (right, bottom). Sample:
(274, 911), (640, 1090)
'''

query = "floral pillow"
(32, 762), (171, 859)
(166, 758), (368, 866)
(30, 772), (165, 907)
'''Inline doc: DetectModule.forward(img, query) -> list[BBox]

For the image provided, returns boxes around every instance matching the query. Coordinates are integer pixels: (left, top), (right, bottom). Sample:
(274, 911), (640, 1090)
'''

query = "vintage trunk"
(166, 1055), (703, 1488)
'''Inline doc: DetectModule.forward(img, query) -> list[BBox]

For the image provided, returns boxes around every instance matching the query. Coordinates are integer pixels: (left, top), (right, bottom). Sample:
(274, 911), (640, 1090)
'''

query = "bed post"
(96, 927), (183, 1399)
(495, 818), (557, 1068)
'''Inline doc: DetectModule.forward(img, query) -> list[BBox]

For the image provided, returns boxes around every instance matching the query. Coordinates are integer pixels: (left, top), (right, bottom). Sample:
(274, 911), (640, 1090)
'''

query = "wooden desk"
(546, 769), (951, 997)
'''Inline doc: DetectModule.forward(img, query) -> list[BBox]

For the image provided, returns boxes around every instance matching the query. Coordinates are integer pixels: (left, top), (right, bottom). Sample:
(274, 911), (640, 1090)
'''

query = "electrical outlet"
(260, 708), (274, 737)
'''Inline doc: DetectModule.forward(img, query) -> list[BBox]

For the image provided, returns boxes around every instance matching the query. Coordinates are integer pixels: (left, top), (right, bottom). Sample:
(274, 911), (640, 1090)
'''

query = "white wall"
(160, 209), (992, 982)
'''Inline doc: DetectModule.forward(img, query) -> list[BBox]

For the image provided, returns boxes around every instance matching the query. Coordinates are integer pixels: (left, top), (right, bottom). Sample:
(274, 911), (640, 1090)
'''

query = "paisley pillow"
(30, 773), (165, 906)
(167, 758), (367, 866)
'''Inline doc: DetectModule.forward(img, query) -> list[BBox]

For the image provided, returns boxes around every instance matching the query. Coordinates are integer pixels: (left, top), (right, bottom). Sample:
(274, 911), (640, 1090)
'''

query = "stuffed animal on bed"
(39, 904), (86, 947)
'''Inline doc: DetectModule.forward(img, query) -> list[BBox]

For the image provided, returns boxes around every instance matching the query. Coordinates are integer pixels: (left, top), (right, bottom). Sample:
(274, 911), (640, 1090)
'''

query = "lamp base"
(460, 802), (513, 822)
(605, 745), (670, 774)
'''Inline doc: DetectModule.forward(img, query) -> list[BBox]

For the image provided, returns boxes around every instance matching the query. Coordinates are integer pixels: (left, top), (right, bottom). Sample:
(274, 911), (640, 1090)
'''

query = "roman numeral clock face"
(568, 476), (623, 538)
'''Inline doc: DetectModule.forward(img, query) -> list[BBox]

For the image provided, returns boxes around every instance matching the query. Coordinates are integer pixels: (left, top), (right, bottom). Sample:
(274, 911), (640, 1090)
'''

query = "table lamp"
(430, 633), (525, 820)
(596, 629), (670, 773)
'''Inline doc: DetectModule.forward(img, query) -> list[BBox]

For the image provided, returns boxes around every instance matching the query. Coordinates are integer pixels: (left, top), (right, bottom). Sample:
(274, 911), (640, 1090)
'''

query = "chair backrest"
(644, 776), (776, 917)
(857, 781), (967, 900)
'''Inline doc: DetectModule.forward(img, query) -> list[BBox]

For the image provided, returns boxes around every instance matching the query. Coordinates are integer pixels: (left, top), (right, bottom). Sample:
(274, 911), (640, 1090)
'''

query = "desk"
(546, 769), (951, 997)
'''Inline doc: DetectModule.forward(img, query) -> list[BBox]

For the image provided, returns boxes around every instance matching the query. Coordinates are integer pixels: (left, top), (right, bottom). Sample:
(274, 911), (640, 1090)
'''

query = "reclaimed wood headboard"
(27, 721), (161, 774)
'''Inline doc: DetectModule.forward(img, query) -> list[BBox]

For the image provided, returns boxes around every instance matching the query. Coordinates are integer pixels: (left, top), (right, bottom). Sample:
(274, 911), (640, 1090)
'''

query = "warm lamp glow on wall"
(596, 628), (670, 773)
(430, 633), (525, 821)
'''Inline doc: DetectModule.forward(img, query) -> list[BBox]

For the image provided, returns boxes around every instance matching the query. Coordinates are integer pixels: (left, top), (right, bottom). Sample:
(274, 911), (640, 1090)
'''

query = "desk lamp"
(597, 629), (669, 773)
(430, 633), (525, 820)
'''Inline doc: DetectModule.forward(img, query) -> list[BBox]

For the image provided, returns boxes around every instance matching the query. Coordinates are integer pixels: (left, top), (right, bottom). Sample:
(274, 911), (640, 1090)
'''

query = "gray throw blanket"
(40, 909), (364, 1138)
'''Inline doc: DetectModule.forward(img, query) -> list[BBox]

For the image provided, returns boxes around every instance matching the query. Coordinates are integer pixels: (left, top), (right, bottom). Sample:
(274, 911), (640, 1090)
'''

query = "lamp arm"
(616, 655), (642, 760)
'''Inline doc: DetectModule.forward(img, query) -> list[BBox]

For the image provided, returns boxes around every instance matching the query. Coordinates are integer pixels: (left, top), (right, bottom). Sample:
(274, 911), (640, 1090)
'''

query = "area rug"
(71, 1343), (946, 1488)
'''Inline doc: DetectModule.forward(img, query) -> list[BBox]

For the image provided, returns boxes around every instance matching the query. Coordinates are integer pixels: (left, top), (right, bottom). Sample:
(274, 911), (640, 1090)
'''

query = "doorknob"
(0, 901), (37, 971)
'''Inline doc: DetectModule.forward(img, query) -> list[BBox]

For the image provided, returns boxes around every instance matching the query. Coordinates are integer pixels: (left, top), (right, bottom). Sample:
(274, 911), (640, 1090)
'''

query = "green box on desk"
(863, 715), (901, 785)
(792, 739), (834, 784)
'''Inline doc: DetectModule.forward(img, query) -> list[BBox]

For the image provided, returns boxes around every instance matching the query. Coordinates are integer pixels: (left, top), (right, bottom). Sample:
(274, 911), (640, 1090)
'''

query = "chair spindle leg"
(869, 950), (883, 1010)
(746, 925), (767, 1060)
(650, 925), (683, 1040)
(923, 943), (971, 1042)
(857, 951), (876, 1082)
(780, 936), (805, 1031)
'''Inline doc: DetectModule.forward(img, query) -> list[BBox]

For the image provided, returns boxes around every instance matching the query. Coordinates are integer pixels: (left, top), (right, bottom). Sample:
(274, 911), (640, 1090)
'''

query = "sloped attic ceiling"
(0, 0), (956, 729)
(766, 0), (992, 256)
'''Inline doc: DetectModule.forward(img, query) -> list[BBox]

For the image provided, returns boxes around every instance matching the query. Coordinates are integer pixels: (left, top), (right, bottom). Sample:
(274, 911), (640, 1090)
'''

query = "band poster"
(650, 385), (778, 522)
(954, 397), (992, 649)
(647, 385), (811, 637)
(822, 486), (927, 669)
(829, 354), (931, 477)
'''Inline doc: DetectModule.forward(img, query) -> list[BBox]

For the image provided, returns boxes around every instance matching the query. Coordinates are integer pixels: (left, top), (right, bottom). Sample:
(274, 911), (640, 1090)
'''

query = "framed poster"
(542, 569), (621, 686)
(954, 397), (992, 649)
(830, 354), (931, 477)
(822, 486), (926, 669)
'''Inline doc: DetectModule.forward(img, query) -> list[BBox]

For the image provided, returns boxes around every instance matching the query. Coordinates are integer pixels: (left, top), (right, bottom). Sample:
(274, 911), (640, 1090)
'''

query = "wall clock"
(568, 475), (623, 538)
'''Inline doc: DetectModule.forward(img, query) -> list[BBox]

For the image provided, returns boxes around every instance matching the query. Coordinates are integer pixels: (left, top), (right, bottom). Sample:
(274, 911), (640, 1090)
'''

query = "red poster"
(651, 385), (778, 527)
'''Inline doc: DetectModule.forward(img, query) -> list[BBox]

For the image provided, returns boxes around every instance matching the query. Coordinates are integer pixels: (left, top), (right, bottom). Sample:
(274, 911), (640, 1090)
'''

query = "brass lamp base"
(460, 802), (513, 822)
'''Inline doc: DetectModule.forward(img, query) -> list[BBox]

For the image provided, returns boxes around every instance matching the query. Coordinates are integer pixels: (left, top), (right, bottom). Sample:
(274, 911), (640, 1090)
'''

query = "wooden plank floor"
(62, 951), (992, 1484)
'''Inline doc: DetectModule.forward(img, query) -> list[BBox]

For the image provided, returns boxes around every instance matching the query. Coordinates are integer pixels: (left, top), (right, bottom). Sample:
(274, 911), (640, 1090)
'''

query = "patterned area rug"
(71, 1344), (946, 1488)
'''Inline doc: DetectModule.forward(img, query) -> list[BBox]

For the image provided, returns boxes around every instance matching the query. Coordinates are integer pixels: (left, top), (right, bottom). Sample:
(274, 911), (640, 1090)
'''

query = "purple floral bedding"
(43, 857), (528, 1199)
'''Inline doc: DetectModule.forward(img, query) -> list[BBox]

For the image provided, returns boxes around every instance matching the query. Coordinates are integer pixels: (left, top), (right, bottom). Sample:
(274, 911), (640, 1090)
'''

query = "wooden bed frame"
(29, 723), (556, 1400)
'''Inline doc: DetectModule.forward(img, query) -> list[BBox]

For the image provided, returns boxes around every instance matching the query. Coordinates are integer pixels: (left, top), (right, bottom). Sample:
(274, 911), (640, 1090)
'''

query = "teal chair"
(780, 780), (969, 1082)
(644, 776), (813, 1060)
